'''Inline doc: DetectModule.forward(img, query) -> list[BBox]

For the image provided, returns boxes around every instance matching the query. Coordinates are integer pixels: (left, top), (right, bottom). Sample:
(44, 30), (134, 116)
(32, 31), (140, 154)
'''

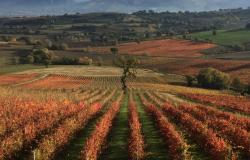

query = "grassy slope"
(189, 29), (250, 46)
(0, 65), (45, 75)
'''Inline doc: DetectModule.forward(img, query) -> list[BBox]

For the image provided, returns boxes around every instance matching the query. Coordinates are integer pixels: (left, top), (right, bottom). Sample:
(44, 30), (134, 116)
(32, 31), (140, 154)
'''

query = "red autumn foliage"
(0, 74), (39, 85)
(35, 103), (103, 160)
(23, 74), (91, 89)
(0, 98), (85, 159)
(182, 93), (250, 114)
(139, 94), (186, 160)
(177, 103), (250, 155)
(81, 96), (122, 160)
(128, 100), (145, 160)
(161, 103), (229, 160)
(90, 39), (215, 58)
(193, 104), (250, 132)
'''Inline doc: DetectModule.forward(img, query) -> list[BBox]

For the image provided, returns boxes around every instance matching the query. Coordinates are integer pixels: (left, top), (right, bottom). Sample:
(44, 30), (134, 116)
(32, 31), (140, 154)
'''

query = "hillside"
(189, 29), (250, 46)
(0, 65), (250, 159)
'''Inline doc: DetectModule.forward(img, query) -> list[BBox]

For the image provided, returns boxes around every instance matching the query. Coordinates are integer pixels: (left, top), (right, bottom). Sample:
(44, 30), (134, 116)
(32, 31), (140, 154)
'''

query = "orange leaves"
(210, 119), (250, 154)
(145, 104), (186, 160)
(23, 74), (91, 89)
(128, 101), (145, 160)
(162, 103), (229, 160)
(193, 104), (250, 132)
(81, 99), (122, 160)
(182, 93), (250, 114)
(0, 97), (86, 159)
(139, 93), (186, 160)
(0, 74), (39, 85)
(89, 39), (215, 58)
(178, 103), (250, 155)
(35, 103), (103, 160)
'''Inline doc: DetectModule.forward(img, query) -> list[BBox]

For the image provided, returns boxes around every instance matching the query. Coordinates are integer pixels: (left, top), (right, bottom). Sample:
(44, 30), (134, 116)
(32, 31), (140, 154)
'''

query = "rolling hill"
(188, 29), (250, 46)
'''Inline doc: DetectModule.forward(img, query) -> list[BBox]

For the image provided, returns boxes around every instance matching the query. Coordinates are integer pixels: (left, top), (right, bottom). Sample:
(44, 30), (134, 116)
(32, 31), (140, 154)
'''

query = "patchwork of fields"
(0, 68), (249, 160)
(1, 36), (250, 84)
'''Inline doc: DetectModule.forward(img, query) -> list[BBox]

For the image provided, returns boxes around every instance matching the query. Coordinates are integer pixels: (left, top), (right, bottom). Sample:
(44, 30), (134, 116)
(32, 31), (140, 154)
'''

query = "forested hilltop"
(1, 7), (250, 38)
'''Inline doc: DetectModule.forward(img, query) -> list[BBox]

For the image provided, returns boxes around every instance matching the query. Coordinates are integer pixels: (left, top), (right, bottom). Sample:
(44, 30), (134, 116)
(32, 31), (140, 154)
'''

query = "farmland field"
(0, 66), (249, 160)
(0, 73), (39, 85)
(142, 57), (250, 83)
(187, 29), (250, 46)
(81, 37), (250, 84)
(88, 39), (216, 58)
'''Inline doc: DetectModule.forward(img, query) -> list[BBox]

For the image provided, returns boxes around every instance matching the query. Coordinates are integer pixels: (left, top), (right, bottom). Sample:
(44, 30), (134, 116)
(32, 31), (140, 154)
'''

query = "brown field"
(22, 74), (91, 89)
(0, 73), (39, 85)
(88, 39), (216, 58)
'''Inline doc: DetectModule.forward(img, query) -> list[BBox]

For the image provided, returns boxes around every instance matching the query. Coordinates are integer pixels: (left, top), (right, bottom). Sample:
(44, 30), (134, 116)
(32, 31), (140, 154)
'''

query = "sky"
(0, 0), (249, 16)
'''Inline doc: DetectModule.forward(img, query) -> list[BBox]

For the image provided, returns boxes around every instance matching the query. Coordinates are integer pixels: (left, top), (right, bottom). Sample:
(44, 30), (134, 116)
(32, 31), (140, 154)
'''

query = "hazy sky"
(0, 0), (250, 16)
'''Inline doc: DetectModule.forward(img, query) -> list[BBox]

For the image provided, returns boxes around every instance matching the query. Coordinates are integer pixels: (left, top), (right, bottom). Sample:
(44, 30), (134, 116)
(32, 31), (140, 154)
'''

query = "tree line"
(186, 68), (250, 95)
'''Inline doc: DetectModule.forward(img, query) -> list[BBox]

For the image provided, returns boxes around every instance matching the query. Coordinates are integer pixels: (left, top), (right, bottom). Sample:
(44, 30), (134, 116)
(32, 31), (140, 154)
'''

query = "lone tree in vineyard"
(110, 47), (119, 55)
(114, 55), (139, 94)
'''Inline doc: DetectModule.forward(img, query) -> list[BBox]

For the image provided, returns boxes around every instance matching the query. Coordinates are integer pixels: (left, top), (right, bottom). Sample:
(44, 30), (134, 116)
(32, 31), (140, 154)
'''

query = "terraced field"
(0, 69), (249, 160)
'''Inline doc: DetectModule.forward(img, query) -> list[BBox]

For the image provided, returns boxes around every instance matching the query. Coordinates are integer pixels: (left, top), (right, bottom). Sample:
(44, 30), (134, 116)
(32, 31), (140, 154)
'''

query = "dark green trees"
(197, 68), (231, 90)
(30, 48), (54, 68)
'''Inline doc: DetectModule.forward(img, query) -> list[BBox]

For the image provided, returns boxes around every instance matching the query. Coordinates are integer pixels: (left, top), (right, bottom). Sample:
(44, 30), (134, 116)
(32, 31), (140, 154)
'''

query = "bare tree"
(114, 55), (139, 94)
(110, 47), (118, 55)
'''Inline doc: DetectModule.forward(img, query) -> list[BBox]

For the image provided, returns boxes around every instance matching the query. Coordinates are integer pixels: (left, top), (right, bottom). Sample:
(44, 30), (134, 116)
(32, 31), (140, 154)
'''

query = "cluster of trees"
(44, 39), (68, 51)
(186, 68), (250, 95)
(20, 48), (53, 67)
(20, 47), (93, 67)
(0, 36), (17, 42)
(53, 56), (93, 65)
(0, 35), (70, 51)
(196, 68), (231, 90)
(0, 36), (41, 45)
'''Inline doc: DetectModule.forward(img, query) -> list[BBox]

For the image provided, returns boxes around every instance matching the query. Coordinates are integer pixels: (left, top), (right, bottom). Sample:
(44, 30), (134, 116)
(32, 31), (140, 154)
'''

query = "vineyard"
(0, 74), (39, 85)
(88, 39), (216, 58)
(0, 70), (250, 160)
(144, 58), (250, 83)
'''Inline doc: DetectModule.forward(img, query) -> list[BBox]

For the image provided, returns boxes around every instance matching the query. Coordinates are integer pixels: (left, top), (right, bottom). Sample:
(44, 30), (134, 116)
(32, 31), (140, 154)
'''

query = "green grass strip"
(100, 94), (129, 160)
(54, 92), (119, 160)
(134, 94), (169, 160)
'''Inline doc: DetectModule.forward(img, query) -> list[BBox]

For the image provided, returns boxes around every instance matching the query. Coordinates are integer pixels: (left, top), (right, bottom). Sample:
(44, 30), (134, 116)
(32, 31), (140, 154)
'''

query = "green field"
(0, 65), (45, 75)
(189, 29), (250, 46)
